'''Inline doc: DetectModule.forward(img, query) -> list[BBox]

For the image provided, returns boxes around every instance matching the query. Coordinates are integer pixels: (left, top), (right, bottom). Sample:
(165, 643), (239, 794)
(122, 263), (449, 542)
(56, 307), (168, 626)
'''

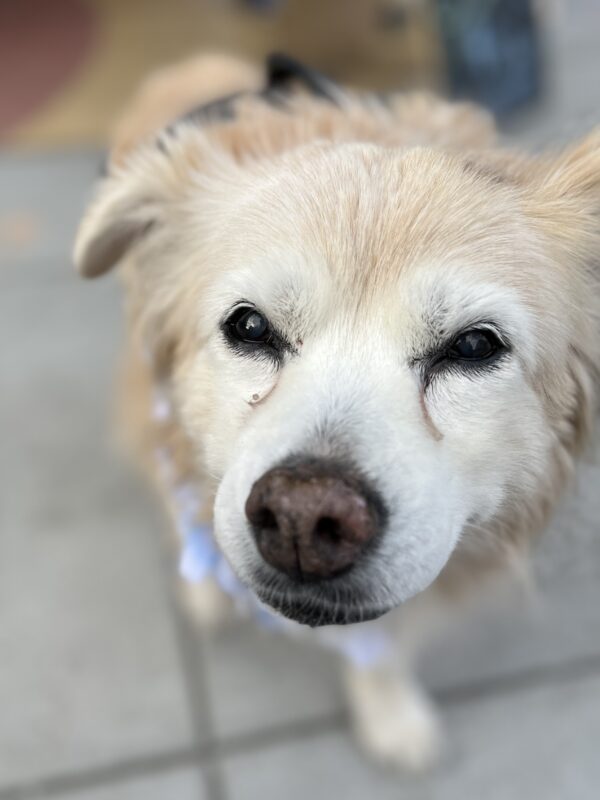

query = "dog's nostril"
(315, 516), (341, 546)
(253, 506), (278, 531)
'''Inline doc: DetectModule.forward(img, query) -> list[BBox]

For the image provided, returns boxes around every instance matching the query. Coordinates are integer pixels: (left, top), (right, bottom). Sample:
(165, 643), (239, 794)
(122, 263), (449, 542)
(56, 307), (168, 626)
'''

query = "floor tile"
(222, 671), (600, 800)
(53, 768), (206, 800)
(0, 278), (195, 785)
(202, 620), (343, 741)
(0, 150), (104, 283)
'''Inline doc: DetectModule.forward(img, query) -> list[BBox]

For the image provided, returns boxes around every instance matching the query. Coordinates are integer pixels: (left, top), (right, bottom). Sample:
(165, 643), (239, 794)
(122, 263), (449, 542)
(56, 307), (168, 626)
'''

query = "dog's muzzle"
(243, 458), (390, 625)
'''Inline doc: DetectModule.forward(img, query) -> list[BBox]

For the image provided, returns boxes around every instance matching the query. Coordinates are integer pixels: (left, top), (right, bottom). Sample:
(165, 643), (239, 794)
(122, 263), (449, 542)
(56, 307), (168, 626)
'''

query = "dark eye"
(227, 307), (271, 343)
(448, 329), (501, 361)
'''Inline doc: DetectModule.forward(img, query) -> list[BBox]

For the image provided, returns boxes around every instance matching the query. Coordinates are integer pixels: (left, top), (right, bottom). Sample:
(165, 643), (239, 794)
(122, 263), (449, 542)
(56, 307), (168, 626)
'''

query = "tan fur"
(74, 54), (600, 768)
(77, 54), (501, 512)
(76, 53), (600, 579)
(111, 53), (265, 166)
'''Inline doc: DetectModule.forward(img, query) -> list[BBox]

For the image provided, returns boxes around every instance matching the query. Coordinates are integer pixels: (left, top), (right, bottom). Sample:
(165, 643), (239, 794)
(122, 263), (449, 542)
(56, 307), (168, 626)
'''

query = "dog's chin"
(253, 583), (390, 627)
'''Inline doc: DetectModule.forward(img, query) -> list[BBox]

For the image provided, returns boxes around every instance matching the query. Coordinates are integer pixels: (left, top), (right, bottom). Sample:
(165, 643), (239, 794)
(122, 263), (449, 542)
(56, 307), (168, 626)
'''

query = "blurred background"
(1, 1), (600, 798)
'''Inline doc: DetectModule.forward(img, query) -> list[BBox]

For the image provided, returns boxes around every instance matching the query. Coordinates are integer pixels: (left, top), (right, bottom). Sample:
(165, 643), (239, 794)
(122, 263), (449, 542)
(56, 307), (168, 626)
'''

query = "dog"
(74, 53), (600, 769)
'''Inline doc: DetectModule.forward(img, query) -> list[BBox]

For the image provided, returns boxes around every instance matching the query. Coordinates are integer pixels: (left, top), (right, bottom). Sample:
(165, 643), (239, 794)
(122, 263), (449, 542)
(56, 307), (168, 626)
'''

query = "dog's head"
(75, 83), (600, 626)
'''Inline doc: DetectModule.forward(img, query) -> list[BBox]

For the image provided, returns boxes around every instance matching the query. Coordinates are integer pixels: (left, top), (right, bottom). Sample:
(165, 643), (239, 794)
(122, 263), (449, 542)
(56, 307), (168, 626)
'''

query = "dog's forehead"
(201, 141), (553, 352)
(222, 143), (528, 296)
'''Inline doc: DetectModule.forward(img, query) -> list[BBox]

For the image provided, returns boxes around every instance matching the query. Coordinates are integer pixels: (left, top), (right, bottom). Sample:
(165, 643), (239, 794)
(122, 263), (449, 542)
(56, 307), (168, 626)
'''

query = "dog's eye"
(417, 325), (509, 387)
(227, 307), (271, 343)
(448, 329), (501, 361)
(222, 304), (292, 365)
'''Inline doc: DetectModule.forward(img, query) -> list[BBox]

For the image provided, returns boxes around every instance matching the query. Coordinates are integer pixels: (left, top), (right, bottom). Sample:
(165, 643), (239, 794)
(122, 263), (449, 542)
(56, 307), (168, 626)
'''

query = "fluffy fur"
(74, 54), (600, 768)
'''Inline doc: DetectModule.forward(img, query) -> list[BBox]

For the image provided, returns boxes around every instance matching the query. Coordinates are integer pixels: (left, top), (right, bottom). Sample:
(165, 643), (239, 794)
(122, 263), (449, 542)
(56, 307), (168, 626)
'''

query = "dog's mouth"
(262, 593), (388, 626)
(252, 571), (390, 627)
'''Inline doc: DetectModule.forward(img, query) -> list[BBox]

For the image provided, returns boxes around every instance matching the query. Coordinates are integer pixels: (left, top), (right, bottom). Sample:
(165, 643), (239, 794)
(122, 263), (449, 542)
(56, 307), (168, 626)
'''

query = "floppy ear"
(530, 129), (600, 249)
(546, 129), (600, 202)
(463, 129), (600, 216)
(73, 145), (181, 279)
(75, 53), (264, 279)
(534, 130), (600, 447)
(75, 174), (151, 279)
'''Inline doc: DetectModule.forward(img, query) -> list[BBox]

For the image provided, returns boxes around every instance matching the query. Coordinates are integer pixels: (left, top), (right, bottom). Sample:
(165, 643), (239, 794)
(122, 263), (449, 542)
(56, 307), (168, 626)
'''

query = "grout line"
(167, 606), (228, 800)
(0, 715), (345, 800)
(3, 650), (600, 799)
(0, 747), (198, 800)
(434, 650), (600, 707)
(200, 762), (228, 800)
(158, 543), (228, 800)
(213, 712), (348, 761)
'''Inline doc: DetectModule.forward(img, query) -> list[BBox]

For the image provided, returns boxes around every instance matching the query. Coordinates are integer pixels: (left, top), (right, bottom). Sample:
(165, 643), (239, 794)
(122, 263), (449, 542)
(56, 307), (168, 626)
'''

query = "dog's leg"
(177, 578), (234, 630)
(344, 658), (441, 771)
(343, 595), (449, 771)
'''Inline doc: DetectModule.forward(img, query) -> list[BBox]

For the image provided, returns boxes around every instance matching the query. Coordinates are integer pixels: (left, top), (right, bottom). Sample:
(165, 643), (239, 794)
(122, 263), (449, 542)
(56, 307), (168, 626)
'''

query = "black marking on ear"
(170, 53), (339, 137)
(178, 92), (243, 127)
(265, 53), (339, 105)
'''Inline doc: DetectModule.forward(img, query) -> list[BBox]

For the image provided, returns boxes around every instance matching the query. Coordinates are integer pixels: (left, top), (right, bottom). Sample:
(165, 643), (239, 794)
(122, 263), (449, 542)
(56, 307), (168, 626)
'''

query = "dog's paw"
(178, 578), (234, 630)
(355, 685), (441, 771)
(346, 667), (442, 771)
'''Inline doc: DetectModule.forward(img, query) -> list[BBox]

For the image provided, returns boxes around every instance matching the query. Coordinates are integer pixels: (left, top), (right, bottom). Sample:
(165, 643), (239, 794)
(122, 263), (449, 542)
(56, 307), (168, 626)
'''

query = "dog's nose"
(245, 461), (380, 580)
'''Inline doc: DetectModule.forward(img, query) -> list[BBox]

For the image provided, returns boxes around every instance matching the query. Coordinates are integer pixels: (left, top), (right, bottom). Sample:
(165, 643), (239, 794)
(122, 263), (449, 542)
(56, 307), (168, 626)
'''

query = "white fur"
(74, 66), (600, 768)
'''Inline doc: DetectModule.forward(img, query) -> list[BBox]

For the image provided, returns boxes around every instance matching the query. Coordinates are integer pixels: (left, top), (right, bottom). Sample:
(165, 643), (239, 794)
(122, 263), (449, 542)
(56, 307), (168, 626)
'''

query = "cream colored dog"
(75, 54), (599, 769)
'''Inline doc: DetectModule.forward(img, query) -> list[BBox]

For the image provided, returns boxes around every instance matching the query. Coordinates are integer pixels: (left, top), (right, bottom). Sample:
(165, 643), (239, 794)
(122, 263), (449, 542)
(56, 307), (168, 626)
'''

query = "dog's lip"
(254, 585), (390, 627)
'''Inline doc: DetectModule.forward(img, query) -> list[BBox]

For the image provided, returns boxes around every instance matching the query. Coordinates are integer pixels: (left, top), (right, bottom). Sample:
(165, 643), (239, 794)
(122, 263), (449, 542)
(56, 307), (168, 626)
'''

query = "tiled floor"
(2, 14), (600, 800)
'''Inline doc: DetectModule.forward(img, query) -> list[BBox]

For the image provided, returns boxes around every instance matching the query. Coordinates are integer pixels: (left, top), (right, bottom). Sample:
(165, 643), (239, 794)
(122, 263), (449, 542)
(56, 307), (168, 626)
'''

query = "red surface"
(0, 0), (97, 135)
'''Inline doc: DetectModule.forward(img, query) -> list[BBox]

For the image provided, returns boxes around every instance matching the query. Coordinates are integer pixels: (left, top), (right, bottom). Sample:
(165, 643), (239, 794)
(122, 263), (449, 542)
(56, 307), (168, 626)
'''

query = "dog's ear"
(545, 129), (600, 204)
(530, 130), (600, 447)
(75, 53), (264, 279)
(527, 129), (600, 251)
(74, 153), (171, 278)
(462, 129), (600, 215)
(111, 53), (263, 166)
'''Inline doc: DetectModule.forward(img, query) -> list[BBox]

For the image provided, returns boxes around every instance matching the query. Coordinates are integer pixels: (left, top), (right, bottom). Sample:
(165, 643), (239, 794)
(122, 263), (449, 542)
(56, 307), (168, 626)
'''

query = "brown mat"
(3, 0), (442, 149)
(0, 0), (96, 138)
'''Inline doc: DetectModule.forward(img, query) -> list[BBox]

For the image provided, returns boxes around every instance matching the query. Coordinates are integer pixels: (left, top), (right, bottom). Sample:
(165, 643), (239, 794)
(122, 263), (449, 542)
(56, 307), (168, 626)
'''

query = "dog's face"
(76, 125), (599, 626)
